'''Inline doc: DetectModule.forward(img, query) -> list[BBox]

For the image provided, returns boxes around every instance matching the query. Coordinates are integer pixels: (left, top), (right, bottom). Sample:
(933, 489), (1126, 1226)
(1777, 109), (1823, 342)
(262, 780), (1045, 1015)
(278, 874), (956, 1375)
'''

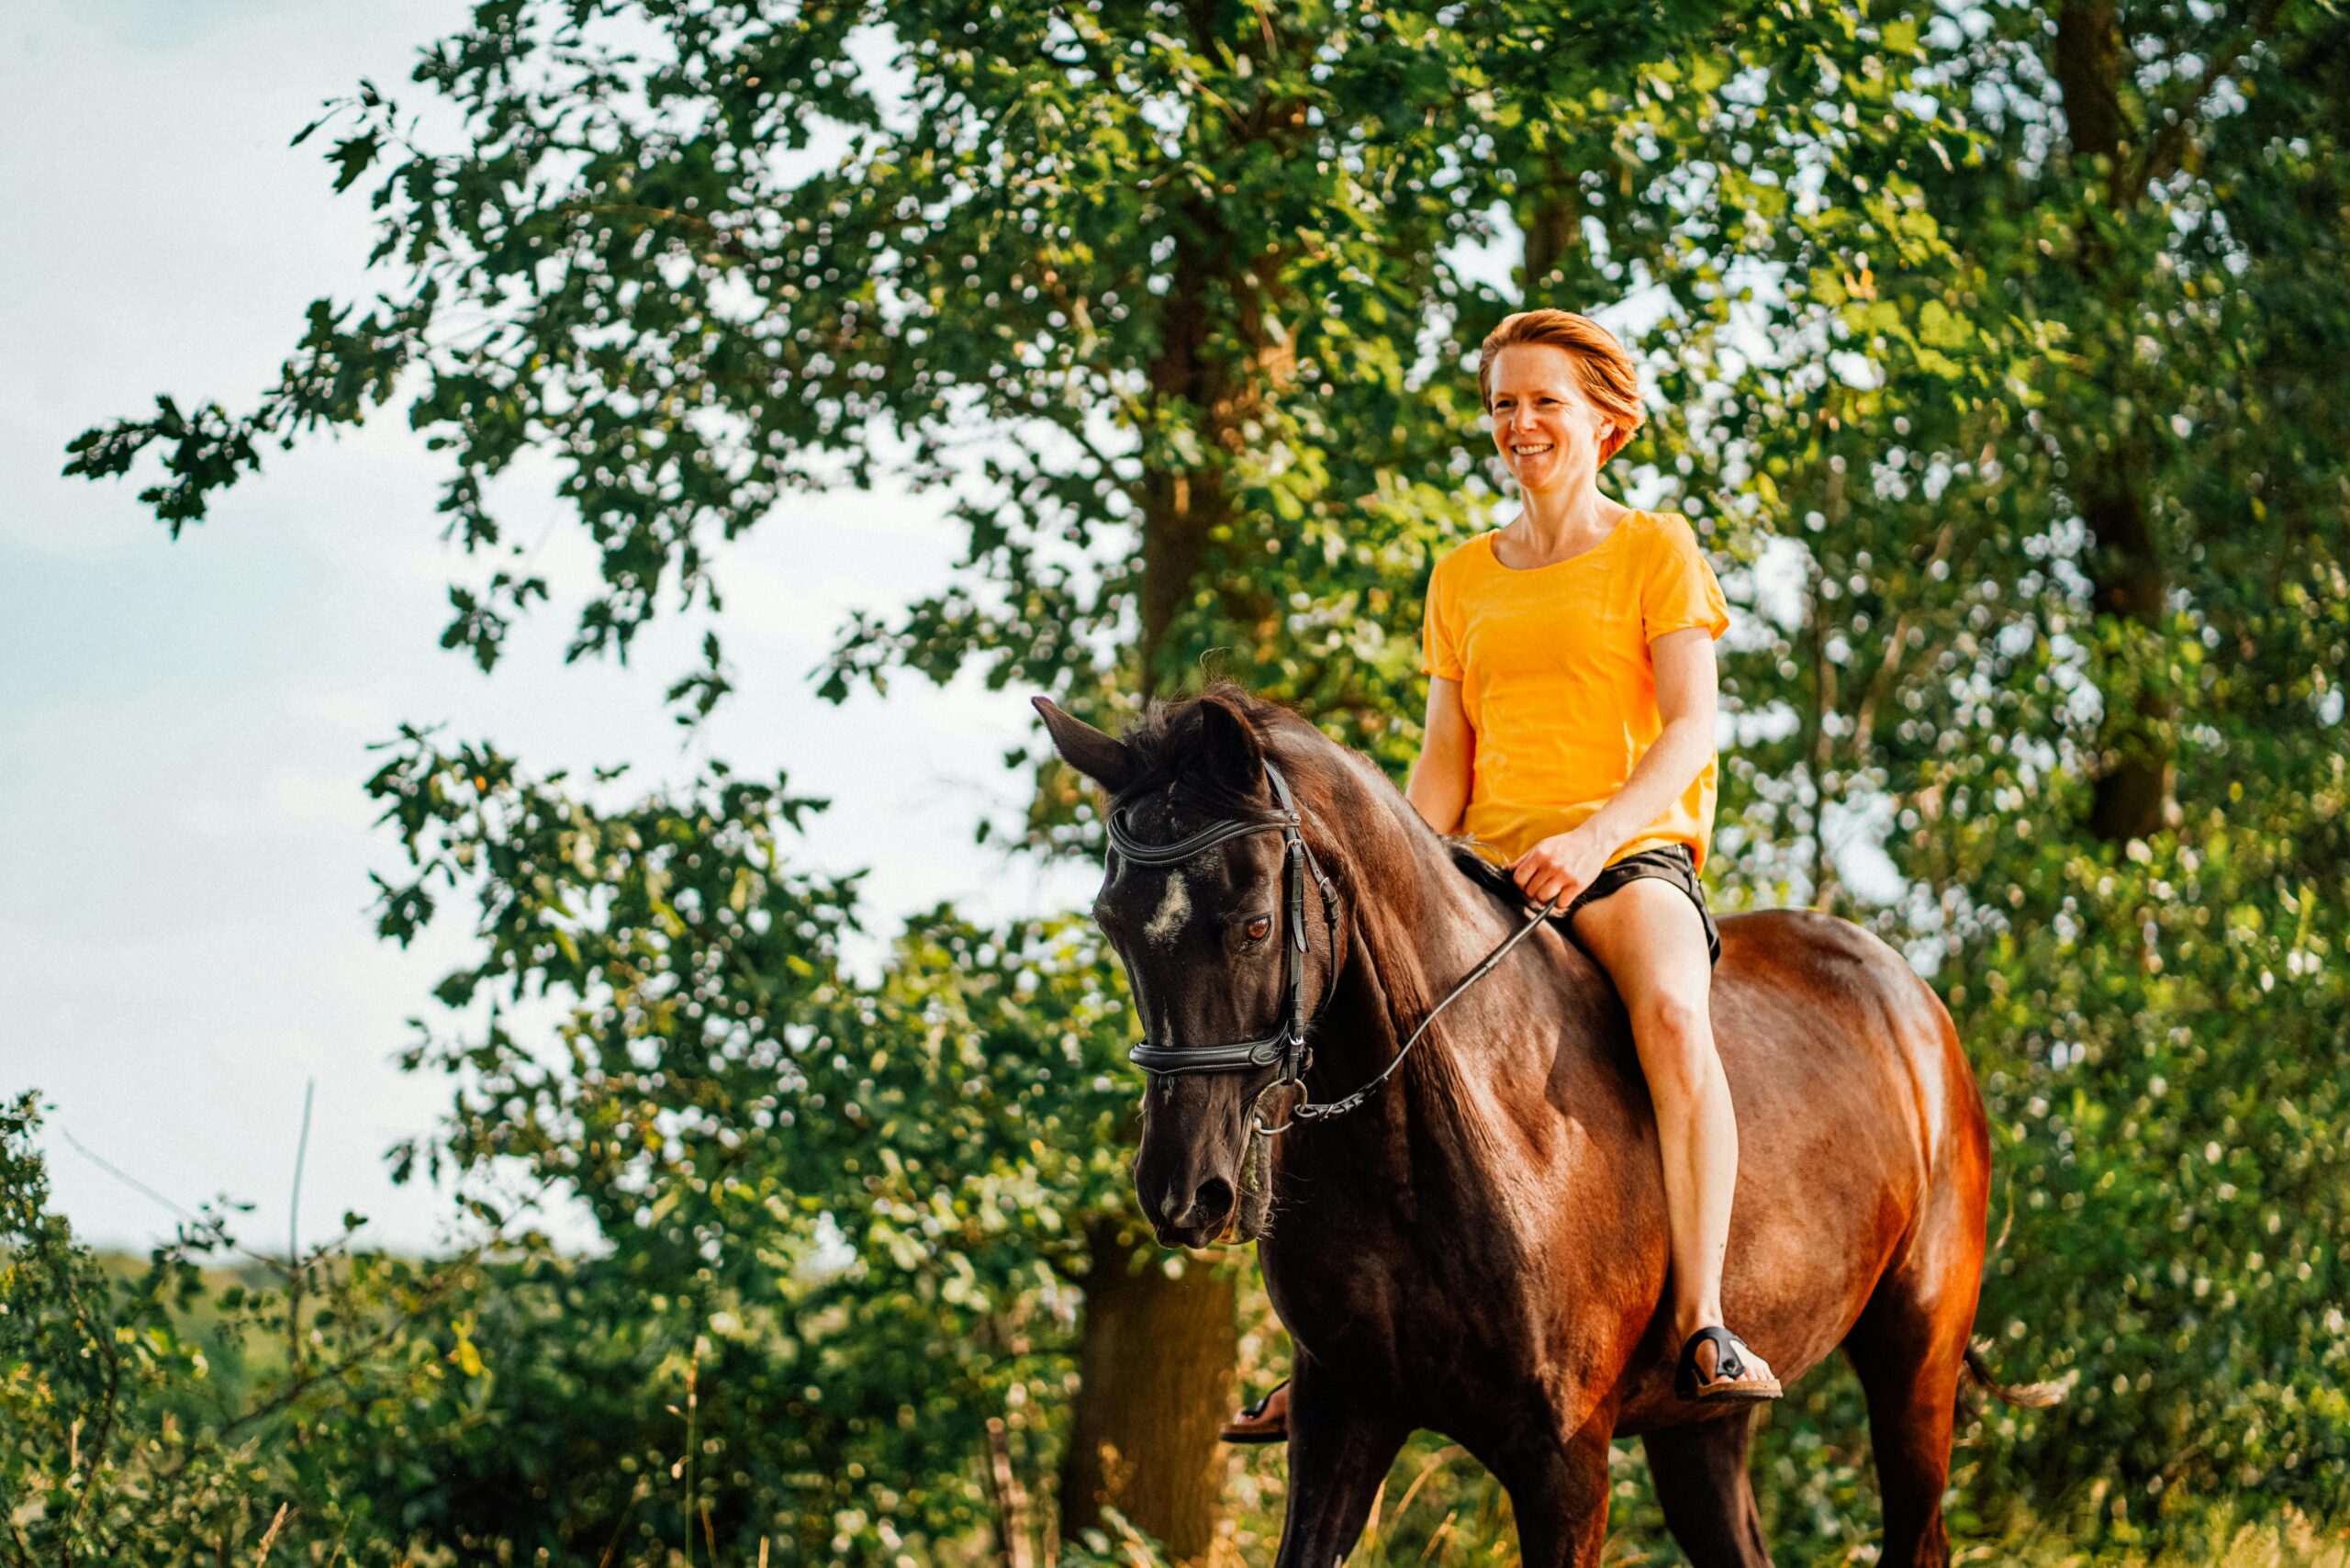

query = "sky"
(0, 0), (1102, 1256)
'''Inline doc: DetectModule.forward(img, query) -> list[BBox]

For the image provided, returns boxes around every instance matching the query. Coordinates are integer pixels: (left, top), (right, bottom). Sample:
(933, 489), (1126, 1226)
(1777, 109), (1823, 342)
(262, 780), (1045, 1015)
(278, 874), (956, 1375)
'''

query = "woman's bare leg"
(1571, 878), (1735, 1343)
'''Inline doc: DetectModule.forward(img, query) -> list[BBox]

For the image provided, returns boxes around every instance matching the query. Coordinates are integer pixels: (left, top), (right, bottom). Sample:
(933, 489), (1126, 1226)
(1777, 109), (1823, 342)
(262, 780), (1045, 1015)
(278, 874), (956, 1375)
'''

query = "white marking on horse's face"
(1145, 871), (1192, 948)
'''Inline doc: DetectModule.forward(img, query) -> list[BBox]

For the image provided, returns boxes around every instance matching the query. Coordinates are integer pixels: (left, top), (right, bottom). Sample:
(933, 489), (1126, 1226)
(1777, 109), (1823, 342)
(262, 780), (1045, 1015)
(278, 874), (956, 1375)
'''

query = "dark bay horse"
(1036, 686), (2054, 1568)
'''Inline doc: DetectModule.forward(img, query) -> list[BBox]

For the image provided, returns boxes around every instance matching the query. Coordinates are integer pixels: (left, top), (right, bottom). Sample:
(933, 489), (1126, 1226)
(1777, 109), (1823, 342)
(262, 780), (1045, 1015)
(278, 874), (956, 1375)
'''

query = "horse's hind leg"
(1844, 1241), (1982, 1568)
(1642, 1411), (1773, 1567)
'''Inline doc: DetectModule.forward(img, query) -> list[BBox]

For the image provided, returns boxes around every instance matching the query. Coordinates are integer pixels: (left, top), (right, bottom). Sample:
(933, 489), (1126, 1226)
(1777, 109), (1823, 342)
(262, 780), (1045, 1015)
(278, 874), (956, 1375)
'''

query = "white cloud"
(290, 688), (397, 734)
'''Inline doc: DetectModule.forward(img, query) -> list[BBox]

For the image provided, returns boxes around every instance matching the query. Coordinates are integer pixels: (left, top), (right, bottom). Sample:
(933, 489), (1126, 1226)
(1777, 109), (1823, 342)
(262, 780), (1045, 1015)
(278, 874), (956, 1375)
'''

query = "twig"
(1389, 1444), (1462, 1530)
(288, 1081), (313, 1271)
(1849, 516), (1959, 757)
(152, 1172), (555, 1481)
(598, 1478), (648, 1568)
(683, 1337), (701, 1567)
(288, 1081), (316, 1389)
(983, 1417), (1035, 1568)
(61, 1253), (126, 1556)
(57, 1128), (289, 1279)
(252, 1503), (290, 1567)
(1423, 1508), (1460, 1563)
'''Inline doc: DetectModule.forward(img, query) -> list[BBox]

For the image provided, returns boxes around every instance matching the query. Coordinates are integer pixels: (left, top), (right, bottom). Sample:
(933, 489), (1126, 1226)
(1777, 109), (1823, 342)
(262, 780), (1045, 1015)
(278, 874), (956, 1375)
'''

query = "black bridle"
(1108, 761), (1341, 1090)
(1104, 757), (1559, 1135)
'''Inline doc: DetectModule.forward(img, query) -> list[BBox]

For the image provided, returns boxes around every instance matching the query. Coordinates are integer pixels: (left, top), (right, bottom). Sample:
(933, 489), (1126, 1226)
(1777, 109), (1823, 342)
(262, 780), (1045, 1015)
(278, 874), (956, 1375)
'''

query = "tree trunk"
(1057, 1223), (1237, 1562)
(2078, 465), (2172, 841)
(1136, 202), (1296, 697)
(1080, 23), (1313, 1548)
(2055, 0), (2171, 842)
(1521, 186), (1581, 303)
(1137, 219), (1223, 699)
(2052, 0), (2124, 184)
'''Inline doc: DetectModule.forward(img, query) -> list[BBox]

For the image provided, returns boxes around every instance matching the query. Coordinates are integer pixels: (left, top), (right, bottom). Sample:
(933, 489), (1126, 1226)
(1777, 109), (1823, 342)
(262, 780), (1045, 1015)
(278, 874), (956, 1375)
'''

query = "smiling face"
(1486, 342), (1626, 498)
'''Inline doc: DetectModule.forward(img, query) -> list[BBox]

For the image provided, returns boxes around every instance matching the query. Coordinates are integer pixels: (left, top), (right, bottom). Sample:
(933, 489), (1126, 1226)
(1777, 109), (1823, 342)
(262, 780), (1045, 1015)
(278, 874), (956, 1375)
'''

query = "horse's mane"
(1110, 681), (1315, 821)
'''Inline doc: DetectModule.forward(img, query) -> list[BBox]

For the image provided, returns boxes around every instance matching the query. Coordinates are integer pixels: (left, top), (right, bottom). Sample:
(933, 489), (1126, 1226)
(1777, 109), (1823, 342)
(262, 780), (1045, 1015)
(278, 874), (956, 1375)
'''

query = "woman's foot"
(1674, 1327), (1782, 1403)
(1219, 1379), (1290, 1444)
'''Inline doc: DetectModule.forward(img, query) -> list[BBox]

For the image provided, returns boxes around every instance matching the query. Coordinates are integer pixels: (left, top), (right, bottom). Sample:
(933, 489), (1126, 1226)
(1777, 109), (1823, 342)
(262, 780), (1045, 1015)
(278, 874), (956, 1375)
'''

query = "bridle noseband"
(1103, 757), (1559, 1136)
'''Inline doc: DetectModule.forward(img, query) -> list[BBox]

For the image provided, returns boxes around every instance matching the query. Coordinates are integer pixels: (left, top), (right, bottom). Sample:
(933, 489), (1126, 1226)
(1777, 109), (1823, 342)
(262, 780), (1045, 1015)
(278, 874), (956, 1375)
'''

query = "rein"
(1105, 759), (1560, 1136)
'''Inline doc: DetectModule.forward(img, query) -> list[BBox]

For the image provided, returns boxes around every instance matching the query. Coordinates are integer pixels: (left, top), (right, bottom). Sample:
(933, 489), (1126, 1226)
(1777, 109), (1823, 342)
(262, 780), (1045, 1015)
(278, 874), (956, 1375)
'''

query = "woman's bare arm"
(1577, 626), (1718, 856)
(1406, 676), (1474, 834)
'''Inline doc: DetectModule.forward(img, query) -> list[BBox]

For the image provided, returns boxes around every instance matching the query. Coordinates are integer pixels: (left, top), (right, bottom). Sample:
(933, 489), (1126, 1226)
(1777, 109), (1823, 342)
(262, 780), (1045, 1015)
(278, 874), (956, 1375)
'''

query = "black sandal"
(1219, 1378), (1290, 1444)
(1674, 1327), (1783, 1404)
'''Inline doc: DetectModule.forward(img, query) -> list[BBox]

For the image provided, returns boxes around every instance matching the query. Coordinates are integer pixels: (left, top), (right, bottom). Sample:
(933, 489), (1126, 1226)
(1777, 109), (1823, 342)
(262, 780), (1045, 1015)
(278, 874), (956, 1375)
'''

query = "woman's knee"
(1631, 993), (1716, 1100)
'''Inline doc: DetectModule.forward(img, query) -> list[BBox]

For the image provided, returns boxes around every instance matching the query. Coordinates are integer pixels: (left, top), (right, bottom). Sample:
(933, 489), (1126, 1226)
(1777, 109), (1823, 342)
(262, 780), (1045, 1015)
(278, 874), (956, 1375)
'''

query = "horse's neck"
(1291, 788), (1583, 1208)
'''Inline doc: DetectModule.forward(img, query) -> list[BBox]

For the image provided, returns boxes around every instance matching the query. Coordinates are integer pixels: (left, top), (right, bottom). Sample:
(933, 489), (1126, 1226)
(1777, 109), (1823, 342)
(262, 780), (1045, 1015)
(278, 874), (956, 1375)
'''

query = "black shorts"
(1561, 844), (1722, 968)
(1450, 840), (1722, 969)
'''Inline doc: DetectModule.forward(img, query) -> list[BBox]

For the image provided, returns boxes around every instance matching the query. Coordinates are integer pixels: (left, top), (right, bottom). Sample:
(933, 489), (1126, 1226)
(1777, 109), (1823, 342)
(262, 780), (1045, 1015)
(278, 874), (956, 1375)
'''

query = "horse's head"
(1035, 689), (1341, 1248)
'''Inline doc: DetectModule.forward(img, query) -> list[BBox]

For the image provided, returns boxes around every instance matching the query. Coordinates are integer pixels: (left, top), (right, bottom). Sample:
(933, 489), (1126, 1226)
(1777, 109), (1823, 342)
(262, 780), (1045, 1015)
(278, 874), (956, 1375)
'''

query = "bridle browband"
(1103, 756), (1559, 1136)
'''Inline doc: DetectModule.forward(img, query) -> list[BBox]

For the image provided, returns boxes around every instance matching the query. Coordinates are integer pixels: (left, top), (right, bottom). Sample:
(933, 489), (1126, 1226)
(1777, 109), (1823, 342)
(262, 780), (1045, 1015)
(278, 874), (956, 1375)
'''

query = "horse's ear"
(1195, 693), (1265, 795)
(1033, 697), (1132, 793)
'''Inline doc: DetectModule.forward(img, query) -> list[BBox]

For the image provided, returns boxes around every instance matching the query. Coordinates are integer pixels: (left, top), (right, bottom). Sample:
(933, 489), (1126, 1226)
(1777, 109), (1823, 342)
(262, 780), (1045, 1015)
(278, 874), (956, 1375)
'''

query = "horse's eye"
(1245, 916), (1272, 942)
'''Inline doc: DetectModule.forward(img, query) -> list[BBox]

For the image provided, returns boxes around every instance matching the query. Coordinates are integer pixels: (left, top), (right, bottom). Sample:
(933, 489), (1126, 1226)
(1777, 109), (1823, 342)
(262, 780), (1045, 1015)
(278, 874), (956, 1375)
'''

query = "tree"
(1670, 0), (2350, 1535)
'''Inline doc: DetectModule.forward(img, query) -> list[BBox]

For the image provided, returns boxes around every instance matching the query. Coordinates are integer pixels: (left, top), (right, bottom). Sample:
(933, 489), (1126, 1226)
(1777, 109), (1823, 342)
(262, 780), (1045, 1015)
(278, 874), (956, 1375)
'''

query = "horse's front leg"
(1491, 1424), (1614, 1568)
(1270, 1352), (1408, 1568)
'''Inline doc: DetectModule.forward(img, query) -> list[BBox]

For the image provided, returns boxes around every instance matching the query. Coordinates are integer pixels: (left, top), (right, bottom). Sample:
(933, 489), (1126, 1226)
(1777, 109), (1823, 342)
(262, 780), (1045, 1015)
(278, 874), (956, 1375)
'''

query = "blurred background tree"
(39, 0), (2350, 1562)
(1658, 0), (2350, 1539)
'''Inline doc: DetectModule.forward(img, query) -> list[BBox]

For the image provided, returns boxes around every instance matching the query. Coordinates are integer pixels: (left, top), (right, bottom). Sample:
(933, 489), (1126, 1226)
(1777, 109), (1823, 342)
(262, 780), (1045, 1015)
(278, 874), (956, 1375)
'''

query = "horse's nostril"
(1192, 1178), (1235, 1228)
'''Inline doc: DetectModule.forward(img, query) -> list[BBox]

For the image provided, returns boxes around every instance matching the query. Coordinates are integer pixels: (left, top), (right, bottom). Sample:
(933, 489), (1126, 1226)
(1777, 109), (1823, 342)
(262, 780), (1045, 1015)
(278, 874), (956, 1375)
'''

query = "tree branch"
(2126, 0), (2290, 203)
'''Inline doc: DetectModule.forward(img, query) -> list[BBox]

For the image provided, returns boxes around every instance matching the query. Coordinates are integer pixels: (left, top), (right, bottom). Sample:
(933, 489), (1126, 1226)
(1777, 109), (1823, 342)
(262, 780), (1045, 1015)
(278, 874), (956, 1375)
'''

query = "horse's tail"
(1963, 1344), (2068, 1409)
(1959, 1184), (2068, 1411)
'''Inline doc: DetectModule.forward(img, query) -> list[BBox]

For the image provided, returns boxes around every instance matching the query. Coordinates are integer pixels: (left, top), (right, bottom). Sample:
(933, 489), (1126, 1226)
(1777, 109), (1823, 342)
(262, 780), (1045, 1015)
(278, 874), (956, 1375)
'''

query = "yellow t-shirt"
(1419, 510), (1731, 872)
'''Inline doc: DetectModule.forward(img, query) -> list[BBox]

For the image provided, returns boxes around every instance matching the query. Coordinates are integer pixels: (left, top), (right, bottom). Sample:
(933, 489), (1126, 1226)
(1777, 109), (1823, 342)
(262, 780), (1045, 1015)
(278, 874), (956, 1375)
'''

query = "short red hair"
(1477, 309), (1645, 465)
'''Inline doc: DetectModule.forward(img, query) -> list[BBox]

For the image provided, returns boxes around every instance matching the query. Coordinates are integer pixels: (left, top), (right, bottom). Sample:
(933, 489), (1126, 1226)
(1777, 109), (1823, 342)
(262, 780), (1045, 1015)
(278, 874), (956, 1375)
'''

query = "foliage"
(58, 0), (1925, 815)
(363, 730), (1187, 1560)
(0, 1092), (498, 1567)
(1664, 0), (2350, 1532)
(50, 0), (2350, 1560)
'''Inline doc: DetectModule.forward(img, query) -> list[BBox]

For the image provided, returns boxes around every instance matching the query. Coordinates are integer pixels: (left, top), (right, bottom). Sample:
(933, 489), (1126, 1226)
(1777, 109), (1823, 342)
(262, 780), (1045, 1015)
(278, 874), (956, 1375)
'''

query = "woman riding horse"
(1224, 307), (1778, 1442)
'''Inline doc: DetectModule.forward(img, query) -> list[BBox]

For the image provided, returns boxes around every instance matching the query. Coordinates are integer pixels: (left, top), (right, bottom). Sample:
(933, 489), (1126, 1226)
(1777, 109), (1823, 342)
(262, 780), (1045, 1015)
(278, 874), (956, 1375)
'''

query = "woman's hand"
(1510, 824), (1610, 910)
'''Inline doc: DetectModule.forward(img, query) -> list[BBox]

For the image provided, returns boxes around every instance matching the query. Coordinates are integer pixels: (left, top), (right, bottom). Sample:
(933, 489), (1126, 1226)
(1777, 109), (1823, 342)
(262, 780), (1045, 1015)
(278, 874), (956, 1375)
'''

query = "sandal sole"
(1686, 1383), (1784, 1405)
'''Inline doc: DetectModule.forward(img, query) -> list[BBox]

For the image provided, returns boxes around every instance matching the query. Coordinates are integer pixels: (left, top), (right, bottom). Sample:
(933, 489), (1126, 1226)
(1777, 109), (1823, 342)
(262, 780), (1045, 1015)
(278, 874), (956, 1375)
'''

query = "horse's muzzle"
(1151, 1173), (1237, 1248)
(1134, 1073), (1270, 1248)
